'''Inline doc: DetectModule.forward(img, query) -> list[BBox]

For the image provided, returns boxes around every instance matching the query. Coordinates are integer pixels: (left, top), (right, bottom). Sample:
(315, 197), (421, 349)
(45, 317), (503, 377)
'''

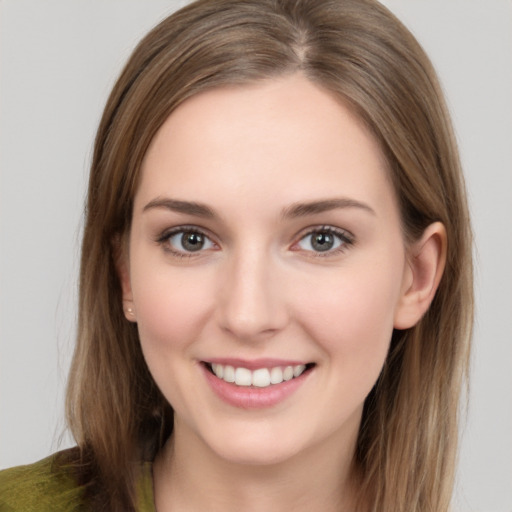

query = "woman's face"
(122, 74), (413, 465)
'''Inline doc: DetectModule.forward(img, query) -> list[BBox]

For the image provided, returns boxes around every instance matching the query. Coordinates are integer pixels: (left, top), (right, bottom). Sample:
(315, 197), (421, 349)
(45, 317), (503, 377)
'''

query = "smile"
(207, 363), (310, 388)
(201, 360), (315, 408)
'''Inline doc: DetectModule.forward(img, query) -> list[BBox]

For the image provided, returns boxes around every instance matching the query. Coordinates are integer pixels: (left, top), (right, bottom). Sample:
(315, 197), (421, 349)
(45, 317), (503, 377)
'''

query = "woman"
(0, 0), (473, 511)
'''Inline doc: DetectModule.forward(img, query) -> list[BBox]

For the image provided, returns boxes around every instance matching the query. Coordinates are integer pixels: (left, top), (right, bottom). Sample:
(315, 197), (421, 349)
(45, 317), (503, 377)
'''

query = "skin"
(119, 74), (446, 511)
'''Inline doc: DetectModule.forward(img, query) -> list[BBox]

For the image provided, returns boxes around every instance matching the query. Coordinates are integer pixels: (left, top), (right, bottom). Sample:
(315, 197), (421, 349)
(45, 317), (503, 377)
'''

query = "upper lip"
(203, 358), (312, 370)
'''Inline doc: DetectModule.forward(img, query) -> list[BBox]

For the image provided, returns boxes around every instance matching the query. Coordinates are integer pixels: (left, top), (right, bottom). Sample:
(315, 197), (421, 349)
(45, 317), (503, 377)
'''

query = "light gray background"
(0, 1), (510, 511)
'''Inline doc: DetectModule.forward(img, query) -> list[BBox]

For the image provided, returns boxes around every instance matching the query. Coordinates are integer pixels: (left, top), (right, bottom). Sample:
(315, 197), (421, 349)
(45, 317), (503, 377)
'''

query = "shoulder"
(0, 450), (86, 511)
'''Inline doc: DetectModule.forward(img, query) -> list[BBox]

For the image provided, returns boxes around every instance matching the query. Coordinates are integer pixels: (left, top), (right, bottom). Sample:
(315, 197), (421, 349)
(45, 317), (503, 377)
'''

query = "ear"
(112, 234), (137, 322)
(394, 222), (447, 329)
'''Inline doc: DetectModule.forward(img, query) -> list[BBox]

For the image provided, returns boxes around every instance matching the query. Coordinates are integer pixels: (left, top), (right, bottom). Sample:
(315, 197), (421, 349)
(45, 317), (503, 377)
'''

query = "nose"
(216, 245), (289, 341)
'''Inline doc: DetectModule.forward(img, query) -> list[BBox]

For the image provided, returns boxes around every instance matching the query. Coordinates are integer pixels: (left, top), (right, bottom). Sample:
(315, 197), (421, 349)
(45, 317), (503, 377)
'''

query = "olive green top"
(0, 452), (156, 511)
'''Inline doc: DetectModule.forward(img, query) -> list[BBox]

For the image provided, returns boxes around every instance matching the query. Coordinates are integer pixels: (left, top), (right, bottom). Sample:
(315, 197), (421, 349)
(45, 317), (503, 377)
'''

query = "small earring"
(126, 307), (134, 316)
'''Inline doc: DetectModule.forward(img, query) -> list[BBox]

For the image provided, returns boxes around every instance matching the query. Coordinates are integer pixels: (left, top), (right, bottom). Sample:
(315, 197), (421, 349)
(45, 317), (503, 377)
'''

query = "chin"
(200, 424), (307, 467)
(214, 443), (301, 467)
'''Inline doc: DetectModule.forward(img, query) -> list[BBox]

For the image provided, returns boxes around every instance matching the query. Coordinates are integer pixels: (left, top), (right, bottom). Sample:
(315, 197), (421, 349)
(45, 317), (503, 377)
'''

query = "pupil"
(182, 232), (204, 251)
(312, 232), (333, 252)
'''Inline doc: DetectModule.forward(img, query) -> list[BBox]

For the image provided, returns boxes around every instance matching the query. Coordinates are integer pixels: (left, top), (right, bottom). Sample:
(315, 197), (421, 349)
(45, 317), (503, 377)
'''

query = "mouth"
(203, 361), (316, 389)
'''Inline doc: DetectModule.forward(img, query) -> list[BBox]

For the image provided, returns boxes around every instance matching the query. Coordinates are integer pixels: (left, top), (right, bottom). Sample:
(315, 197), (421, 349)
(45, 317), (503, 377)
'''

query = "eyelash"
(156, 225), (215, 259)
(293, 225), (355, 257)
(156, 225), (355, 259)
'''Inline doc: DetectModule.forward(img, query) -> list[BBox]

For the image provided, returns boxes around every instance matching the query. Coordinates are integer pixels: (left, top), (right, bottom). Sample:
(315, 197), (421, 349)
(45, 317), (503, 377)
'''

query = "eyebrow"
(281, 198), (376, 218)
(142, 196), (375, 219)
(143, 197), (215, 218)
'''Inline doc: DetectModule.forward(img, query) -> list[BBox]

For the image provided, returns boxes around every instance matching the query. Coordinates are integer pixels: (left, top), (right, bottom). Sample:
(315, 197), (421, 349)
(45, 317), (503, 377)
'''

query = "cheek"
(130, 266), (217, 411)
(132, 266), (214, 357)
(295, 258), (404, 376)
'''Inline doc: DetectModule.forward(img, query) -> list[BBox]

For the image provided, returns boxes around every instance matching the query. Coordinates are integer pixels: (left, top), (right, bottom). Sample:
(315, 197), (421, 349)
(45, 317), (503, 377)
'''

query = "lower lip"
(201, 364), (312, 409)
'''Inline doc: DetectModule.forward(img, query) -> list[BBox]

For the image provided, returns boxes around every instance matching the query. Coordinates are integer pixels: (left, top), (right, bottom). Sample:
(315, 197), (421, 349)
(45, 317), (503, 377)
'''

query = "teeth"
(235, 367), (252, 386)
(252, 368), (271, 387)
(212, 363), (223, 379)
(293, 364), (306, 377)
(223, 365), (235, 383)
(270, 367), (283, 384)
(283, 366), (294, 381)
(209, 363), (308, 388)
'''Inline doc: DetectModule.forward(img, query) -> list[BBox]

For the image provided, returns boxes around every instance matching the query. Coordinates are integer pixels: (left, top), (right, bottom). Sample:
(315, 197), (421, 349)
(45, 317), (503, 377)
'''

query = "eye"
(295, 227), (353, 254)
(159, 228), (216, 255)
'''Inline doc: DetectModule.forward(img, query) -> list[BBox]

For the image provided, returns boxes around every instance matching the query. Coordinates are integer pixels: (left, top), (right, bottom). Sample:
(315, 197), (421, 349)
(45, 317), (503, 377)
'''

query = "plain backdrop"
(0, 1), (511, 511)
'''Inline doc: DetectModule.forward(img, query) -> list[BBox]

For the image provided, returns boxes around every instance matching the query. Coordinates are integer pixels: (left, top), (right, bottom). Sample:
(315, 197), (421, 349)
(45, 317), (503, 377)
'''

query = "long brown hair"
(64, 0), (473, 510)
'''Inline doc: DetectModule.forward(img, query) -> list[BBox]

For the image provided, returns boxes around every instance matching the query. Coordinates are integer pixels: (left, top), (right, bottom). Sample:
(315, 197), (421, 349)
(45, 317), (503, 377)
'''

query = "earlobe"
(112, 235), (137, 323)
(120, 264), (137, 323)
(393, 222), (447, 330)
(124, 304), (137, 321)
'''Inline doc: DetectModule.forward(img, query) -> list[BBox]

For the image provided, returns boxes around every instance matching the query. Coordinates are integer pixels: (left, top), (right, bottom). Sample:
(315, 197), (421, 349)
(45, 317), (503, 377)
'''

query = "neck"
(153, 419), (360, 512)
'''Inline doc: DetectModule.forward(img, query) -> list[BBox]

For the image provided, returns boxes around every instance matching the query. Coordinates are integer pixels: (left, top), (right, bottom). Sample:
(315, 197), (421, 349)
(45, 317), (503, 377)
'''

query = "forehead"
(135, 74), (396, 219)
